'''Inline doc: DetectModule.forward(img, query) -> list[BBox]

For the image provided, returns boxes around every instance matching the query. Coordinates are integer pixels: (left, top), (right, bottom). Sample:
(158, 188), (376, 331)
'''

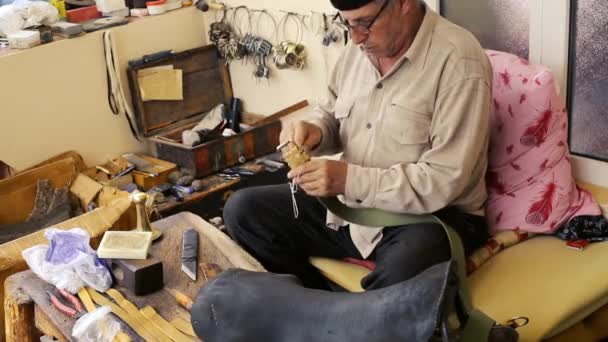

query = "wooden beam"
(4, 274), (37, 342)
(252, 100), (310, 127)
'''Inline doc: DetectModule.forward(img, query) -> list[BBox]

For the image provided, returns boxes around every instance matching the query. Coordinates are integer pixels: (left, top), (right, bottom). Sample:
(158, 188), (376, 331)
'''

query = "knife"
(181, 229), (198, 281)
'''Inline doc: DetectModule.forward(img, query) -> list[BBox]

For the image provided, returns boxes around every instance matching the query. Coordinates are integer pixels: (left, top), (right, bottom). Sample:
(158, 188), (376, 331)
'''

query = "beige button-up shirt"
(306, 6), (493, 258)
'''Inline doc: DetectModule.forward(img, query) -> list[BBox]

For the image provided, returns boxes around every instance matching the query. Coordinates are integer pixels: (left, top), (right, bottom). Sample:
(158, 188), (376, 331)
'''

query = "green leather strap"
(319, 197), (495, 341)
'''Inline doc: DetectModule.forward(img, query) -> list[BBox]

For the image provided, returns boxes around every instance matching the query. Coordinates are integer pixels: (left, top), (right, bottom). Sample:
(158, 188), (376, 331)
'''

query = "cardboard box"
(131, 154), (177, 190)
(127, 45), (283, 178)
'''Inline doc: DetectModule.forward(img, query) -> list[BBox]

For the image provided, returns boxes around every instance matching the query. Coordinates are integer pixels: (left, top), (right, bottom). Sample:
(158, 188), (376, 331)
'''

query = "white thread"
(289, 173), (300, 219)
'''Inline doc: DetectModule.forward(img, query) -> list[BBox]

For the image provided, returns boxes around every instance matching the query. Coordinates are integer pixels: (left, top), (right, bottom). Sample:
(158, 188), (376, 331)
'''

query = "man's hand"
(280, 121), (322, 152)
(287, 159), (348, 197)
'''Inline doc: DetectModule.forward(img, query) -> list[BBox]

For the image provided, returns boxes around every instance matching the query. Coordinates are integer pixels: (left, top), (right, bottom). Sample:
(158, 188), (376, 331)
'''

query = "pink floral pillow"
(484, 50), (601, 233)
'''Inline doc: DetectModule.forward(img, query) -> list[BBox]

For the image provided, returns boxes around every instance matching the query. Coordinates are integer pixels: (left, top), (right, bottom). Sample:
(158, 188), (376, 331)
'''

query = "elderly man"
(224, 0), (492, 290)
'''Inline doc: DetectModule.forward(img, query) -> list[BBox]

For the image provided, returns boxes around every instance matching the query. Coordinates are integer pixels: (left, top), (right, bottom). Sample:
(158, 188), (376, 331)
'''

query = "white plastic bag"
(72, 306), (121, 342)
(12, 0), (58, 27)
(0, 5), (25, 37)
(22, 228), (112, 293)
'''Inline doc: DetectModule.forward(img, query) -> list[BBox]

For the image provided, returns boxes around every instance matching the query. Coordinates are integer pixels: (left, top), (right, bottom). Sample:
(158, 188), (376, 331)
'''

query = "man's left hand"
(287, 160), (348, 197)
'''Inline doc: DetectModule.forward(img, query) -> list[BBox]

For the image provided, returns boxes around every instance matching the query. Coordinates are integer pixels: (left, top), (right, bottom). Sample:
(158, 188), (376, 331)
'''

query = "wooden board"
(0, 158), (77, 225)
(5, 271), (142, 342)
(5, 212), (264, 341)
(115, 212), (264, 326)
(127, 45), (233, 137)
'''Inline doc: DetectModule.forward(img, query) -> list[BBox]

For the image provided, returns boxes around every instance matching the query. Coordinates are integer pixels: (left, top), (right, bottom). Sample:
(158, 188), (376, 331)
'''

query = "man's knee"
(223, 188), (259, 238)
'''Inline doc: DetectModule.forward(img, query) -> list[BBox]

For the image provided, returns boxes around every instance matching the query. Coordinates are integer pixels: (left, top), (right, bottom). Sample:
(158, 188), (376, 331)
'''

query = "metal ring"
(504, 316), (529, 329)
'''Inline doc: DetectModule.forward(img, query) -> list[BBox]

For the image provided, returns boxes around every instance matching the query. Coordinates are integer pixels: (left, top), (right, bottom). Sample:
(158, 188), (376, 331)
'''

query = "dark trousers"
(224, 184), (489, 290)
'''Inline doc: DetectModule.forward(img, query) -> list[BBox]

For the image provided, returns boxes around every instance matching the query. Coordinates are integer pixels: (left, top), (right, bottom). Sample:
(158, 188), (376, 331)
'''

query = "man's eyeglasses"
(334, 0), (389, 35)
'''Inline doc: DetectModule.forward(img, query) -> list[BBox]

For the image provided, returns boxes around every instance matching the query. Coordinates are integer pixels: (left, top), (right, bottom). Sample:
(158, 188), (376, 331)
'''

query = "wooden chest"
(127, 45), (282, 178)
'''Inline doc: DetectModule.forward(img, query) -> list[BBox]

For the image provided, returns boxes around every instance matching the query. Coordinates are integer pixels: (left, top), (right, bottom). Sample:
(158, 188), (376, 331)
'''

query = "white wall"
(201, 0), (340, 116)
(0, 7), (206, 170)
(201, 0), (438, 115)
(1, 0), (606, 184)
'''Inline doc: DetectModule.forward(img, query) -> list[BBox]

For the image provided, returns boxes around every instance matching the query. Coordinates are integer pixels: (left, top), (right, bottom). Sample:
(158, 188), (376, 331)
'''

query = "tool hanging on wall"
(322, 13), (340, 46)
(273, 12), (307, 70)
(208, 9), (240, 65)
(243, 9), (275, 81)
(231, 6), (251, 60)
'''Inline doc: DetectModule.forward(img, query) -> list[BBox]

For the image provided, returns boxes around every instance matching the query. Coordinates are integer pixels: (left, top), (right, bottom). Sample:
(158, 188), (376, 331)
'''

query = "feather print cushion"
(484, 50), (601, 233)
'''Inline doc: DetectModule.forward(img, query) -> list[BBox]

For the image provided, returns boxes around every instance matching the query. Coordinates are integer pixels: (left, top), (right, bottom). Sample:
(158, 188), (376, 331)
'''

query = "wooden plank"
(17, 151), (86, 175)
(252, 99), (310, 127)
(113, 212), (263, 326)
(155, 162), (265, 214)
(0, 158), (77, 225)
(6, 212), (264, 341)
(4, 273), (37, 342)
(35, 306), (68, 342)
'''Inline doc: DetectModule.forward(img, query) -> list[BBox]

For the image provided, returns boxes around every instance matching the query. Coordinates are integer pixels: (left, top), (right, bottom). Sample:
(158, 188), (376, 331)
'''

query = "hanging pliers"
(47, 288), (85, 319)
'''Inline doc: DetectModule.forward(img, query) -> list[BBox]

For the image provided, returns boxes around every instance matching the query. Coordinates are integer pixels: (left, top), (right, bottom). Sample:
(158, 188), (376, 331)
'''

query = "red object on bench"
(67, 5), (101, 23)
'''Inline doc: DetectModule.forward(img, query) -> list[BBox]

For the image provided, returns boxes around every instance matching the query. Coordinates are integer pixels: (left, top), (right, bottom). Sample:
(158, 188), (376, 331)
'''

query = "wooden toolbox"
(127, 45), (284, 178)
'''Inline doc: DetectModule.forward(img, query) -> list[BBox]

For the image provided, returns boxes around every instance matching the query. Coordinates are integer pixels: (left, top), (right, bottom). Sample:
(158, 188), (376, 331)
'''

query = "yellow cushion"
(309, 257), (367, 292)
(469, 237), (608, 341)
(310, 182), (608, 341)
(311, 238), (608, 342)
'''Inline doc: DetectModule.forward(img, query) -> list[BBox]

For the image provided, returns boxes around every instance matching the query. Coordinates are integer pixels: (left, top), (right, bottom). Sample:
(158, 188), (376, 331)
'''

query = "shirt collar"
(364, 3), (438, 79)
(403, 3), (438, 72)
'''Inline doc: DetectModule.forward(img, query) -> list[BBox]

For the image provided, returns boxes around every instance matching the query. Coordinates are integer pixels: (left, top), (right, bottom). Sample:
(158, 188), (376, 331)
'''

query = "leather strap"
(140, 306), (195, 342)
(78, 288), (133, 342)
(318, 196), (495, 341)
(106, 288), (179, 342)
(171, 317), (197, 338)
(86, 288), (161, 342)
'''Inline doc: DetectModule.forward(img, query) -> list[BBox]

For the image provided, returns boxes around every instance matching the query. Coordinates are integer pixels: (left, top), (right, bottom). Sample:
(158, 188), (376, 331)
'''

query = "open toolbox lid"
(127, 45), (233, 138)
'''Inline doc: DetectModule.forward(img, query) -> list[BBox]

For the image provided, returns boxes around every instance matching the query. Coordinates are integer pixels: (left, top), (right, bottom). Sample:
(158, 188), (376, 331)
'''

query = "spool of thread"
(96, 0), (126, 13)
(146, 0), (166, 14)
(7, 30), (41, 49)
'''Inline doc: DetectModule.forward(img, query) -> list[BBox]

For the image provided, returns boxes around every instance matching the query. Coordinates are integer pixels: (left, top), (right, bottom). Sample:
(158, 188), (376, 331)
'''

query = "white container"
(96, 0), (126, 13)
(7, 30), (41, 49)
(97, 231), (153, 260)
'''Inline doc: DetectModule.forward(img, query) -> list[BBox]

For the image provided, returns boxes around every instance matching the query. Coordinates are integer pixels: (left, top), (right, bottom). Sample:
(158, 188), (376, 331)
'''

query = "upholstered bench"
(310, 182), (608, 341)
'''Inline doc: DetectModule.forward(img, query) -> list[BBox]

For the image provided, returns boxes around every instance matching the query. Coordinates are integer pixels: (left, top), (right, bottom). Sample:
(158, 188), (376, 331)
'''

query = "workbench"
(157, 157), (288, 220)
(4, 211), (265, 341)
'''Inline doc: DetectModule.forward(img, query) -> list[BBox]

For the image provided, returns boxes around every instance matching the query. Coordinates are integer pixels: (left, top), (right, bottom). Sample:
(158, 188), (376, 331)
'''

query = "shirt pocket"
(334, 97), (353, 120)
(384, 102), (431, 145)
(334, 97), (355, 143)
(379, 102), (431, 164)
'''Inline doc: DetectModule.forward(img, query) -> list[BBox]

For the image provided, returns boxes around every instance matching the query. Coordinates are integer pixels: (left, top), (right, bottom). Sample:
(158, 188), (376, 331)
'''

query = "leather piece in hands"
(191, 260), (458, 342)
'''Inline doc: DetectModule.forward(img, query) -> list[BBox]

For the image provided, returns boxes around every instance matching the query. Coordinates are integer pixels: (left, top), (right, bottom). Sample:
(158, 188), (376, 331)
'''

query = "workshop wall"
(199, 0), (440, 116)
(200, 0), (342, 116)
(0, 7), (206, 170)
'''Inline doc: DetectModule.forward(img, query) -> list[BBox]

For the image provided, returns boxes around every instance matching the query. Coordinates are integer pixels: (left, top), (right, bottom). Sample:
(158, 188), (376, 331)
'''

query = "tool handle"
(175, 291), (193, 311)
(49, 293), (78, 318)
(59, 288), (84, 313)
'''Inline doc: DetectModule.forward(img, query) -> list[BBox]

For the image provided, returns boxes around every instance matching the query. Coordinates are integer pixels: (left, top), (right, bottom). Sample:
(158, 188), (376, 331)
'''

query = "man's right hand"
(280, 121), (322, 152)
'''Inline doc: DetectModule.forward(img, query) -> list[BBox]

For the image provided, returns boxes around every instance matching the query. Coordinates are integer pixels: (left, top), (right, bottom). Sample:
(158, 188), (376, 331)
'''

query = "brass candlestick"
(132, 192), (162, 241)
